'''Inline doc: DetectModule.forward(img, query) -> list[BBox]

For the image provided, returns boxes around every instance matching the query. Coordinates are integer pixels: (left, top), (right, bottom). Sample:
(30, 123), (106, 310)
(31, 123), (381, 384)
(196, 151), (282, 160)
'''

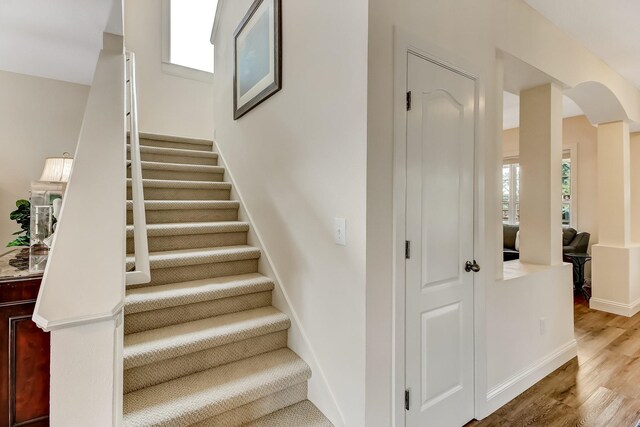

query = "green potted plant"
(7, 199), (30, 247)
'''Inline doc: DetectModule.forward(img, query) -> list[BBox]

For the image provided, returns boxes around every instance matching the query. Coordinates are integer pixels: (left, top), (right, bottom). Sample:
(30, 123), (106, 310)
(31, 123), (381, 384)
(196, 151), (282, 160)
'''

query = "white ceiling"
(503, 92), (585, 130)
(0, 0), (115, 85)
(525, 0), (640, 90)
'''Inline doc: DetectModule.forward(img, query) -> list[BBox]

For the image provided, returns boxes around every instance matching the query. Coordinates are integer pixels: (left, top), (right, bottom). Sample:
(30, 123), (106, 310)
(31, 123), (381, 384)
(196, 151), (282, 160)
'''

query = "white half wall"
(124, 0), (214, 139)
(0, 70), (88, 247)
(212, 0), (368, 425)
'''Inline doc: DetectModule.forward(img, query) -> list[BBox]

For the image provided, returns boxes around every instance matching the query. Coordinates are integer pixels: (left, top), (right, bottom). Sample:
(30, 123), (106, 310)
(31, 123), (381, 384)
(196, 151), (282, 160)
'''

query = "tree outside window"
(561, 159), (571, 226)
(502, 157), (572, 226)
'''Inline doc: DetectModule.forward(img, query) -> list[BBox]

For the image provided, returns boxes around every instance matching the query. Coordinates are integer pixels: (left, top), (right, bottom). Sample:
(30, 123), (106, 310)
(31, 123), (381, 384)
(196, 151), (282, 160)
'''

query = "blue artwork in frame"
(233, 0), (282, 119)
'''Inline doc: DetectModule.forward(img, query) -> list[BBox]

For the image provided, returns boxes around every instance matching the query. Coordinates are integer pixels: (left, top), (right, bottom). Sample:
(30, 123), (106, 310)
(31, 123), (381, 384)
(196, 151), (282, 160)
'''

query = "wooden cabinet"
(0, 250), (49, 427)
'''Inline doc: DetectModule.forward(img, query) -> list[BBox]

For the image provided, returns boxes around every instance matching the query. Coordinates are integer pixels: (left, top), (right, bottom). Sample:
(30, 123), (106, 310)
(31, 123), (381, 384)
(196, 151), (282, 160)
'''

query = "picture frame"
(233, 0), (282, 119)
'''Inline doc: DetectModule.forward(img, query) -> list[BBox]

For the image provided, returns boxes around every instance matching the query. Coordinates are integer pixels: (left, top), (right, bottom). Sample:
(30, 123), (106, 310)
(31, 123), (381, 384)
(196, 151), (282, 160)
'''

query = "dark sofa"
(503, 224), (590, 261)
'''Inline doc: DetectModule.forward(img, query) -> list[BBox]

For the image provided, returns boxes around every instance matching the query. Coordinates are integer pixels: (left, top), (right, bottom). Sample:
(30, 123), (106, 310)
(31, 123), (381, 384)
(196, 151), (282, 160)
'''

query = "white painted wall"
(212, 0), (368, 425)
(124, 0), (213, 139)
(0, 70), (88, 248)
(487, 262), (575, 413)
(366, 0), (640, 425)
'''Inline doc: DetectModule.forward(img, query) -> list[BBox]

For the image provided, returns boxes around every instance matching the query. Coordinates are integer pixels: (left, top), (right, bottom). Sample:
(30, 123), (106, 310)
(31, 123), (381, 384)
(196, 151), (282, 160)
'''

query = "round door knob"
(465, 260), (480, 273)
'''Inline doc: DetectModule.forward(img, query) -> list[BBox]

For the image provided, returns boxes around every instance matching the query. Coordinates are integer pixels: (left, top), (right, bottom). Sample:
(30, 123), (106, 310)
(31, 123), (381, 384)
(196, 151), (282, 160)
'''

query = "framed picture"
(233, 0), (282, 119)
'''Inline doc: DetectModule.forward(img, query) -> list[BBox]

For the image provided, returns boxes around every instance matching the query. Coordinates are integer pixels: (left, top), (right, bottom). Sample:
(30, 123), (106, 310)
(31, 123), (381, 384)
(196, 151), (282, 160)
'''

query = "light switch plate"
(334, 217), (346, 246)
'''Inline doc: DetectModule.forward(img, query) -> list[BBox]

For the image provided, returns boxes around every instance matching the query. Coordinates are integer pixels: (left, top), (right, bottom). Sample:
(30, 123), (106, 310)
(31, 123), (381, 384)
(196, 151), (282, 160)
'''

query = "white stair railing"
(32, 35), (149, 427)
(126, 51), (150, 286)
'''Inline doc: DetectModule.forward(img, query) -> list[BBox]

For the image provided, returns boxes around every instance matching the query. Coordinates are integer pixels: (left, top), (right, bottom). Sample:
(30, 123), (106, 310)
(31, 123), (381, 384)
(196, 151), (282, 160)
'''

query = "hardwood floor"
(468, 296), (640, 427)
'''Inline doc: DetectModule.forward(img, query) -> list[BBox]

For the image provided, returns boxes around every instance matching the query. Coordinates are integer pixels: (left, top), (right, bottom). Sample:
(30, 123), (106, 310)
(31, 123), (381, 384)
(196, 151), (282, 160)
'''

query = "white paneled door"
(405, 52), (476, 427)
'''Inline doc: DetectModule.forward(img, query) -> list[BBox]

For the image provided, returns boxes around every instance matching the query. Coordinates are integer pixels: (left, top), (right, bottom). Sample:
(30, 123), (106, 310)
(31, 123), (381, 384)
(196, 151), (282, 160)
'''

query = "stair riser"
(127, 231), (247, 253)
(124, 291), (272, 334)
(127, 186), (231, 201)
(133, 259), (259, 288)
(127, 208), (239, 224)
(129, 151), (218, 166)
(139, 138), (212, 152)
(191, 382), (308, 427)
(124, 331), (288, 394)
(129, 168), (224, 182)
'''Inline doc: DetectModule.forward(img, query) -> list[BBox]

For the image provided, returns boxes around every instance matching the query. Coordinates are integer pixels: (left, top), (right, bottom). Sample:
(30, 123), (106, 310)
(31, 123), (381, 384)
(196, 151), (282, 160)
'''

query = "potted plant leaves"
(8, 199), (30, 247)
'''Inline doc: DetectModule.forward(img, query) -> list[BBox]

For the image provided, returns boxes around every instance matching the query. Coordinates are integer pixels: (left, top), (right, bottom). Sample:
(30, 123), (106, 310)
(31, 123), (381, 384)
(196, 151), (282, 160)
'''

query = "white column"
(591, 121), (640, 316)
(597, 121), (631, 246)
(518, 83), (563, 266)
(630, 132), (640, 244)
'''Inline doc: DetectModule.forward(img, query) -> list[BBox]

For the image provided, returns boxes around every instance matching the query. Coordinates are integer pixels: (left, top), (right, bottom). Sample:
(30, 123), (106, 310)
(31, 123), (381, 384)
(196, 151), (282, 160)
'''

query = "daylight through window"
(169, 0), (218, 73)
(502, 155), (572, 226)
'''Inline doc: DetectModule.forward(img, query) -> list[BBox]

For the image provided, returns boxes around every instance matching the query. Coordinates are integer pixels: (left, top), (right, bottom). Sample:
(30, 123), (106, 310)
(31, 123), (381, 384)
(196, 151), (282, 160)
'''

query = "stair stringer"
(211, 140), (346, 427)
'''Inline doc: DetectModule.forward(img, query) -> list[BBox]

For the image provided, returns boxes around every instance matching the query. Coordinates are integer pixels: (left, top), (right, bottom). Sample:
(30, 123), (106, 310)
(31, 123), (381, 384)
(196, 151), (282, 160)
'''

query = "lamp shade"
(39, 153), (73, 183)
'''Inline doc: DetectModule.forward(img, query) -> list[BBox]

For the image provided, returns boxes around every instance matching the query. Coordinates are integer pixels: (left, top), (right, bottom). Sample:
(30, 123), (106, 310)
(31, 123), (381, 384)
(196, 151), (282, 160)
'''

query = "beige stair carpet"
(124, 133), (333, 427)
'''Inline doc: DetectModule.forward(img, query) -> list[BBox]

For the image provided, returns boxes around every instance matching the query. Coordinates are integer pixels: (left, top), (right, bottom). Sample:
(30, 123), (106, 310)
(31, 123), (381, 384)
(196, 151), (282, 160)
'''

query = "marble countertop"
(0, 248), (43, 282)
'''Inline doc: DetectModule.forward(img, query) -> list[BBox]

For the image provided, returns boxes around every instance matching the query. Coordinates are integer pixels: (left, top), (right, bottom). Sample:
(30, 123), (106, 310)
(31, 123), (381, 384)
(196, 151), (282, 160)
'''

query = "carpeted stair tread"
(124, 132), (331, 424)
(126, 221), (249, 238)
(124, 273), (274, 315)
(127, 178), (231, 190)
(139, 160), (225, 174)
(127, 200), (239, 211)
(138, 132), (214, 147)
(129, 144), (218, 159)
(124, 306), (290, 369)
(126, 245), (261, 271)
(122, 348), (311, 427)
(244, 400), (334, 427)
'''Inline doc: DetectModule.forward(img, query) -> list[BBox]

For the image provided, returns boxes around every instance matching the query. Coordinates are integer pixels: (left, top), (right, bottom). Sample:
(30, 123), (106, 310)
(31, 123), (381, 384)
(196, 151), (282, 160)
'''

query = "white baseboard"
(590, 297), (640, 317)
(482, 340), (577, 417)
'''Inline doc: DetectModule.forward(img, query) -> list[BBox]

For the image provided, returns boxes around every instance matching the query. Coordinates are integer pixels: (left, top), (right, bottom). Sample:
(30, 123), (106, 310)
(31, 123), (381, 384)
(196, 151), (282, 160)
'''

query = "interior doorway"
(404, 52), (478, 427)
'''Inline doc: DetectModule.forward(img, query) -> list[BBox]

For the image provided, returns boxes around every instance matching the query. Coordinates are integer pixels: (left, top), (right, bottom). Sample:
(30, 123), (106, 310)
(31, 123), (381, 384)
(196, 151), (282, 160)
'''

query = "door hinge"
(405, 389), (410, 411)
(405, 241), (411, 259)
(406, 91), (412, 111)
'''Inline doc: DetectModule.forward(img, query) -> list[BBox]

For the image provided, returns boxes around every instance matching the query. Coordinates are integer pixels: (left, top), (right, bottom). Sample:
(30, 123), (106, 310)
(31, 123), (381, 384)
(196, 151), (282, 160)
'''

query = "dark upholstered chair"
(502, 224), (590, 261)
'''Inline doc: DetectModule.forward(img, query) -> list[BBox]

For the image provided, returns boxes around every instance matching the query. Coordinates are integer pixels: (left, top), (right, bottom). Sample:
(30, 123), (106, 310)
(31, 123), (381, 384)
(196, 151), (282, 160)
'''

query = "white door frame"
(391, 27), (488, 426)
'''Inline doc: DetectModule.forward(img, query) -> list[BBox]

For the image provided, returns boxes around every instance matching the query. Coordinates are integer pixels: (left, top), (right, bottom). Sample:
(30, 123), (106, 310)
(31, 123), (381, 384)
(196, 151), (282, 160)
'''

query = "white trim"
(161, 0), (171, 64)
(161, 62), (214, 82)
(483, 340), (577, 416)
(590, 296), (640, 317)
(33, 301), (125, 332)
(392, 27), (486, 426)
(211, 0), (225, 45)
(566, 143), (579, 230)
(501, 163), (519, 225)
(212, 141), (347, 426)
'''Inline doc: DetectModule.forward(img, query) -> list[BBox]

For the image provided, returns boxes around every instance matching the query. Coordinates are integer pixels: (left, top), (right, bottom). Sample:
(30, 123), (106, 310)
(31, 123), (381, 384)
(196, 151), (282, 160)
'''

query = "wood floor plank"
(559, 350), (632, 408)
(576, 325), (625, 362)
(608, 327), (640, 357)
(607, 311), (640, 330)
(607, 395), (640, 427)
(502, 394), (578, 426)
(466, 298), (640, 427)
(574, 386), (625, 426)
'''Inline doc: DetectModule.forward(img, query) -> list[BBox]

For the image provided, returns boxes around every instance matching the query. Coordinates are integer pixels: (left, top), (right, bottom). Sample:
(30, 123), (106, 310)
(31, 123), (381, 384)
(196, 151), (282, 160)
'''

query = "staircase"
(123, 133), (333, 427)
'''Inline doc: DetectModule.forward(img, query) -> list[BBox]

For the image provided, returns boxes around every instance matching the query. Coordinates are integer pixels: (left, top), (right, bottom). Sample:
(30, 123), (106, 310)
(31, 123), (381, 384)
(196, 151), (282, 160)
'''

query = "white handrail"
(33, 46), (126, 330)
(125, 51), (150, 285)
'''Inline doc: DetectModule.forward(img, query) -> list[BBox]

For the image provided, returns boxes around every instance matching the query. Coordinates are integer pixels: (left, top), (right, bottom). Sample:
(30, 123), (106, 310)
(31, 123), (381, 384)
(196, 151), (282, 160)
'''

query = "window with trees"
(502, 153), (574, 227)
